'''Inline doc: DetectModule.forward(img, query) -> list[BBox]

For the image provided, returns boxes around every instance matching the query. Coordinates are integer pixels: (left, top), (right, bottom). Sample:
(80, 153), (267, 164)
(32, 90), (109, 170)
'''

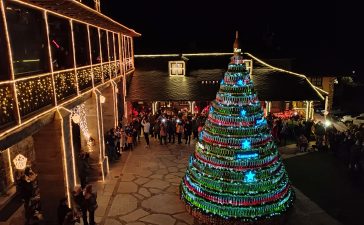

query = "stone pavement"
(86, 138), (342, 225)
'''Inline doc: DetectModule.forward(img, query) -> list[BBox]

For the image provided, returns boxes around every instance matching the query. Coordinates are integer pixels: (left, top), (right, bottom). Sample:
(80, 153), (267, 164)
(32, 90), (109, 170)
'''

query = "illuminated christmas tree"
(180, 32), (295, 225)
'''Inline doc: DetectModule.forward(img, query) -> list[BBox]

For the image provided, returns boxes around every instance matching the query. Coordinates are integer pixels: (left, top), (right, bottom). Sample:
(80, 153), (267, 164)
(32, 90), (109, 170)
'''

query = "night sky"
(102, 0), (363, 79)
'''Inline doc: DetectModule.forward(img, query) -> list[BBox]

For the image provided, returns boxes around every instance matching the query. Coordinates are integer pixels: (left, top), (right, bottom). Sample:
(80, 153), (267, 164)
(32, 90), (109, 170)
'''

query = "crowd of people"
(57, 184), (98, 225)
(16, 166), (42, 225)
(103, 110), (207, 157)
(267, 113), (364, 177)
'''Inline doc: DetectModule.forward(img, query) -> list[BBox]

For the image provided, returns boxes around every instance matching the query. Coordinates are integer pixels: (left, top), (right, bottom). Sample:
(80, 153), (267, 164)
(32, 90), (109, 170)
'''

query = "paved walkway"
(86, 138), (342, 225)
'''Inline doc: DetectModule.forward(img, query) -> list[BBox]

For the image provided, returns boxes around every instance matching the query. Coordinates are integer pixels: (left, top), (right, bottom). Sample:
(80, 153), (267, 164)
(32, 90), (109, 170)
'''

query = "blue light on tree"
(244, 171), (256, 183)
(240, 109), (246, 117)
(256, 118), (266, 125)
(199, 131), (204, 141)
(242, 140), (251, 149)
(236, 152), (258, 160)
(237, 80), (243, 86)
(220, 79), (224, 85)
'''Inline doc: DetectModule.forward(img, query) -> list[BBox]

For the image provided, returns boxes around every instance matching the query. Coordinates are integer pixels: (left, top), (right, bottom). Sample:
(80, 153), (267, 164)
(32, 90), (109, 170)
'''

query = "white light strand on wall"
(71, 103), (90, 140)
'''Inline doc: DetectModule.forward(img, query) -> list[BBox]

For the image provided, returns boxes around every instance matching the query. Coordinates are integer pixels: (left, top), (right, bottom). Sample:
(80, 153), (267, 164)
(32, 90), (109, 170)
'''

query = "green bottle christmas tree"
(180, 32), (295, 225)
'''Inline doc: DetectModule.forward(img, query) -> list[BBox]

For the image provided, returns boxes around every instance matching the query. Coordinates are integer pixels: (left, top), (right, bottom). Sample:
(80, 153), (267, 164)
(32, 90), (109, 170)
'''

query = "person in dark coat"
(57, 197), (71, 225)
(72, 186), (87, 225)
(184, 120), (192, 144)
(77, 152), (90, 189)
(84, 184), (97, 225)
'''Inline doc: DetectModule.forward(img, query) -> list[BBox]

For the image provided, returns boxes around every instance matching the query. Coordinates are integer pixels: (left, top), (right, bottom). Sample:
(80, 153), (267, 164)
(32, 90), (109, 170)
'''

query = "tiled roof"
(127, 54), (324, 102)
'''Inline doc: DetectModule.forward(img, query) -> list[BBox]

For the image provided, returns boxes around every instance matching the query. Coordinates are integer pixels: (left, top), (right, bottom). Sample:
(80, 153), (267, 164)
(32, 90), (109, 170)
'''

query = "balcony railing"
(92, 63), (103, 85)
(16, 74), (54, 117)
(0, 83), (16, 127)
(0, 59), (131, 129)
(102, 62), (111, 81)
(77, 66), (93, 91)
(54, 69), (78, 102)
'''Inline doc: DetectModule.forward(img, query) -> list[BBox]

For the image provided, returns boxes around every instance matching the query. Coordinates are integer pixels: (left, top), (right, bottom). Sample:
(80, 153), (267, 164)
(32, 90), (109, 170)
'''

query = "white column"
(152, 102), (155, 115)
(305, 101), (309, 121)
(324, 96), (329, 120)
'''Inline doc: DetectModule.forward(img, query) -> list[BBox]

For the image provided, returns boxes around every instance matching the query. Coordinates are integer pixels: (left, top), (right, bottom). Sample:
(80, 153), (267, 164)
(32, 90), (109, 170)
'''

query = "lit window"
(169, 61), (185, 76)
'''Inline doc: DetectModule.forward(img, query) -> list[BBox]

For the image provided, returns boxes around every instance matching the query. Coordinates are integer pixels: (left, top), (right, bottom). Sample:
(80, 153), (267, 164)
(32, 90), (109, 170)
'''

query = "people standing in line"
(62, 210), (79, 225)
(153, 121), (160, 141)
(167, 117), (175, 144)
(132, 117), (141, 142)
(297, 134), (309, 152)
(83, 184), (98, 225)
(192, 117), (198, 140)
(141, 118), (151, 148)
(72, 186), (87, 225)
(114, 127), (120, 153)
(57, 198), (70, 225)
(58, 197), (79, 225)
(176, 120), (183, 144)
(132, 127), (138, 146)
(105, 130), (117, 162)
(77, 152), (90, 189)
(160, 123), (167, 145)
(280, 122), (289, 146)
(314, 121), (325, 151)
(119, 128), (126, 153)
(127, 132), (133, 151)
(184, 120), (192, 144)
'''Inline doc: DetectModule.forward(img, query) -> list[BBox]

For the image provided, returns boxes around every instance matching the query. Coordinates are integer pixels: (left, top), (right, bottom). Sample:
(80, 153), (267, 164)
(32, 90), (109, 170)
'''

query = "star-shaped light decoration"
(244, 171), (256, 183)
(242, 140), (251, 149)
(13, 154), (28, 170)
(240, 109), (246, 117)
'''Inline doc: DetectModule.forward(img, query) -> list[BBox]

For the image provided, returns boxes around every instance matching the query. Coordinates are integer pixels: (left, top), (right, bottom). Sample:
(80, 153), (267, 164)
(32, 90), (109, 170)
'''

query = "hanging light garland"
(71, 103), (94, 152)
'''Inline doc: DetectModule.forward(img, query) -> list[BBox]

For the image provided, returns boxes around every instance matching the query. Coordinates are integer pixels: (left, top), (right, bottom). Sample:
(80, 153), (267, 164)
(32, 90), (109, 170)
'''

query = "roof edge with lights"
(16, 0), (141, 36)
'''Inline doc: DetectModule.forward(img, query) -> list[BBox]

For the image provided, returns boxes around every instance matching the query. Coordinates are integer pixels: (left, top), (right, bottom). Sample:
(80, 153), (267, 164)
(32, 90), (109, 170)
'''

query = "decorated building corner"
(180, 32), (295, 225)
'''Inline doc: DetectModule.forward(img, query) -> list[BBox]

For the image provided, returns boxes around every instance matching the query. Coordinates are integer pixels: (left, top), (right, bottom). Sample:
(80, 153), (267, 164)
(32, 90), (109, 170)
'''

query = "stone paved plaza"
(86, 139), (341, 225)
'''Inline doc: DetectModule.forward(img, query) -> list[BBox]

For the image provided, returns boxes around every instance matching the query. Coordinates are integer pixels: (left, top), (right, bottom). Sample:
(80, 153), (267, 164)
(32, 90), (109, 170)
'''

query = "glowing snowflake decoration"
(13, 154), (27, 170)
